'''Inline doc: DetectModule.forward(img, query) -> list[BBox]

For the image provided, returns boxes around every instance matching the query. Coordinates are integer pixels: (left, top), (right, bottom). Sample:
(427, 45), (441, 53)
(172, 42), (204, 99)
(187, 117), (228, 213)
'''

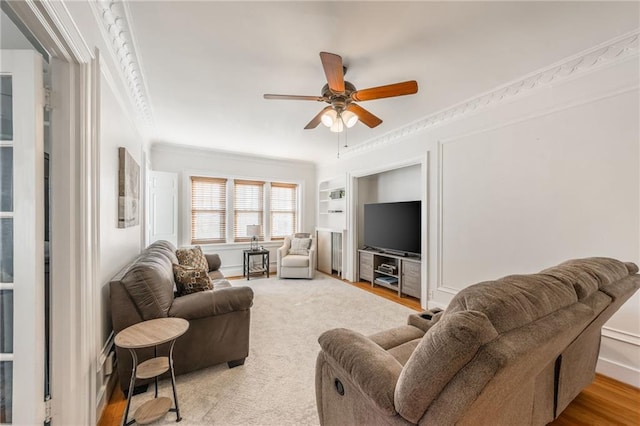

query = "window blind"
(234, 179), (264, 242)
(191, 176), (227, 244)
(270, 182), (297, 240)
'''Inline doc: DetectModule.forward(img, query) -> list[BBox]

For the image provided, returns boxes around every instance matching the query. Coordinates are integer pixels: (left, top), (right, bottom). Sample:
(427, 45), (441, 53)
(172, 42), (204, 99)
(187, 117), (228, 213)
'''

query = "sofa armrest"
(205, 253), (221, 272)
(168, 286), (254, 320)
(318, 328), (403, 415)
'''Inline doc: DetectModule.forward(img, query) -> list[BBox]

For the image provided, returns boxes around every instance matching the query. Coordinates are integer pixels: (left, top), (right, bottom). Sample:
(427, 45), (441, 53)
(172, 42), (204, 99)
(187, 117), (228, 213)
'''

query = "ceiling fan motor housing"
(321, 81), (357, 112)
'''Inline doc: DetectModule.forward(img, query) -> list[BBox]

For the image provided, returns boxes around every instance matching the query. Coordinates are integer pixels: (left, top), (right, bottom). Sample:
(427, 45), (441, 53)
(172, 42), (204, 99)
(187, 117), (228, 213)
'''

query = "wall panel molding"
(602, 327), (640, 347)
(343, 30), (639, 158)
(434, 86), (638, 293)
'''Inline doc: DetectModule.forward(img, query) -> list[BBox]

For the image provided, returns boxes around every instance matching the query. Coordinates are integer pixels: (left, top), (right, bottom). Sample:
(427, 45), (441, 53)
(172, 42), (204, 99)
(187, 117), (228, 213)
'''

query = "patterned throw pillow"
(176, 246), (208, 271)
(173, 263), (213, 296)
(289, 237), (311, 256)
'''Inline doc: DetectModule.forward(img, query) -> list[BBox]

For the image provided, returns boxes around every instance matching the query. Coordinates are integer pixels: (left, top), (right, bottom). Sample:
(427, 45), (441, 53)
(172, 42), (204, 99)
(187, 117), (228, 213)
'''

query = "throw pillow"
(175, 246), (208, 271)
(289, 237), (311, 256)
(173, 263), (213, 296)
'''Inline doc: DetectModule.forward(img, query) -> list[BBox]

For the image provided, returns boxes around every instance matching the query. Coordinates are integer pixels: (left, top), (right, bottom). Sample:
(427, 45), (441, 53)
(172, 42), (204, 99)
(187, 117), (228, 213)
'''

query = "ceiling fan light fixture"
(330, 119), (344, 133)
(342, 110), (358, 128)
(321, 109), (337, 127)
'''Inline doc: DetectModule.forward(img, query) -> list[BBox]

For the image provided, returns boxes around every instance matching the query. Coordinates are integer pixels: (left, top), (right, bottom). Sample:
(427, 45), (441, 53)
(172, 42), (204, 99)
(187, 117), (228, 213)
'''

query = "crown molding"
(342, 30), (640, 158)
(89, 0), (154, 131)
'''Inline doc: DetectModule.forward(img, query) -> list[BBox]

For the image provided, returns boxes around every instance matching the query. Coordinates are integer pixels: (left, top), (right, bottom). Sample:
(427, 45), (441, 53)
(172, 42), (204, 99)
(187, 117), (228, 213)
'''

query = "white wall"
(98, 75), (144, 344)
(318, 48), (640, 386)
(150, 143), (316, 276)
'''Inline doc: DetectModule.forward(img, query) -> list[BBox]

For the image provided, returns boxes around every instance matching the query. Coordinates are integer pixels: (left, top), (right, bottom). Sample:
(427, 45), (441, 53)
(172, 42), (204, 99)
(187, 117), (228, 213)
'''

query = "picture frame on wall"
(118, 147), (140, 228)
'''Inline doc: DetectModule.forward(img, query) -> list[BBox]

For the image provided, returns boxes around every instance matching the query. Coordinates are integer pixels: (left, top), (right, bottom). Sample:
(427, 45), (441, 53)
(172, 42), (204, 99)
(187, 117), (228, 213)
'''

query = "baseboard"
(596, 356), (640, 388)
(96, 332), (117, 422)
(96, 358), (119, 422)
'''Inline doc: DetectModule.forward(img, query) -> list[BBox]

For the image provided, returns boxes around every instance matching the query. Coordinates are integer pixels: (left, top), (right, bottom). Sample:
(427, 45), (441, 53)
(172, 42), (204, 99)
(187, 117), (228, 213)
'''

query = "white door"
(148, 171), (178, 246)
(0, 50), (46, 425)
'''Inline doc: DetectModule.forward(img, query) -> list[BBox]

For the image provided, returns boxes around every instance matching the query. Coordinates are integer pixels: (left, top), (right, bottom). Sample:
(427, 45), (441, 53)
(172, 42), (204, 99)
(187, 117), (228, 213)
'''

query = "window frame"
(269, 182), (298, 240)
(190, 176), (228, 245)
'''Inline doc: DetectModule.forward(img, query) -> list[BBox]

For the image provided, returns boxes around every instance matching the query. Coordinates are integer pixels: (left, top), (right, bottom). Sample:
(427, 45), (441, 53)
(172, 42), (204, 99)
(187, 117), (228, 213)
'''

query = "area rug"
(127, 274), (417, 425)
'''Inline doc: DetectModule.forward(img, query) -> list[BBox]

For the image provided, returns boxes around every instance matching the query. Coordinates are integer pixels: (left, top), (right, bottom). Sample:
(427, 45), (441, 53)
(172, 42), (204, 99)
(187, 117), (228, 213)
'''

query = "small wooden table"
(243, 249), (270, 280)
(115, 317), (189, 425)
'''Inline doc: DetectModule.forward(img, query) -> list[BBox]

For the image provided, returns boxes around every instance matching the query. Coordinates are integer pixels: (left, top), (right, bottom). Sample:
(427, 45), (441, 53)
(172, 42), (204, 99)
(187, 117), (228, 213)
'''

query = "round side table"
(115, 317), (189, 425)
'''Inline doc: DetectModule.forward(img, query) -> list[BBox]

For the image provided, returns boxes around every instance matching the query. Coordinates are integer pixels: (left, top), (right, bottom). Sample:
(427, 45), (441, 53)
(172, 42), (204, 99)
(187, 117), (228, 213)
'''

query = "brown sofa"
(110, 240), (254, 392)
(315, 257), (639, 425)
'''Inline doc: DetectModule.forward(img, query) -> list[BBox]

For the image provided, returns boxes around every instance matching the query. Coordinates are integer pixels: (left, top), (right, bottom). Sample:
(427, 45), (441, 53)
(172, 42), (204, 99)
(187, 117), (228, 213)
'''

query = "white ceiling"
(125, 1), (639, 163)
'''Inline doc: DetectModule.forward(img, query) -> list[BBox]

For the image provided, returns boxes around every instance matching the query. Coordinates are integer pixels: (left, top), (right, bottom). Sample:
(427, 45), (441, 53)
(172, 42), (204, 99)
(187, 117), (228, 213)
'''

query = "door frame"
(2, 2), (99, 424)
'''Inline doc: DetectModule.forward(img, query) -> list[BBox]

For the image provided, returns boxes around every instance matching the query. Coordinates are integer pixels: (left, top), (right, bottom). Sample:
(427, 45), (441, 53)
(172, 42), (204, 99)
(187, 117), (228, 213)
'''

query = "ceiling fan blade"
(350, 80), (418, 102)
(346, 103), (383, 128)
(264, 94), (325, 101)
(304, 106), (334, 129)
(320, 52), (345, 93)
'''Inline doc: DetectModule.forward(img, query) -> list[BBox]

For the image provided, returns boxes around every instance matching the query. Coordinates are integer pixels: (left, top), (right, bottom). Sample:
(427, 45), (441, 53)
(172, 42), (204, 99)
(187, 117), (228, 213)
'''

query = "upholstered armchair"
(277, 234), (316, 279)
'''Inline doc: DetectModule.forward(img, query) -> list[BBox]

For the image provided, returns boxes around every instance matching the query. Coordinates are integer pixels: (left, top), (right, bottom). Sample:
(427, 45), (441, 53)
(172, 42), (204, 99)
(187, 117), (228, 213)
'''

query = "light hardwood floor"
(98, 277), (640, 426)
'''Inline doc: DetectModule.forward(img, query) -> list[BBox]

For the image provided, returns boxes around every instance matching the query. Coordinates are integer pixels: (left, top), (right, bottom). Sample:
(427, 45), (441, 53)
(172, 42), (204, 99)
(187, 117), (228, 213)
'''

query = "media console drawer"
(359, 252), (373, 282)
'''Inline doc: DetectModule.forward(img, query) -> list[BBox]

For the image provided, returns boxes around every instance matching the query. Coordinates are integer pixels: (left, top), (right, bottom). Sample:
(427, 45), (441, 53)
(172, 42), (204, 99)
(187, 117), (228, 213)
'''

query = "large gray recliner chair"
(315, 257), (639, 425)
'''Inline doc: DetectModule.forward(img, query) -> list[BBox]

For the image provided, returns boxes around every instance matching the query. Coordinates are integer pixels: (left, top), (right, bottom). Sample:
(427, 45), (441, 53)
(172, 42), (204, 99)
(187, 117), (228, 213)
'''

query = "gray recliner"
(315, 257), (640, 425)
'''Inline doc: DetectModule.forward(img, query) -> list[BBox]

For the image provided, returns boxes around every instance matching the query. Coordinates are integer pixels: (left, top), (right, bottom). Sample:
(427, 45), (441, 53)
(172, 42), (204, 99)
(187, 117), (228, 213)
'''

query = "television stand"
(358, 249), (421, 300)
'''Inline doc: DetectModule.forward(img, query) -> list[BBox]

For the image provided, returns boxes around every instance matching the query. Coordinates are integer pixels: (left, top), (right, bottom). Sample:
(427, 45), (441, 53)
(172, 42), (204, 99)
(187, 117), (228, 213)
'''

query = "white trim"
(335, 30), (639, 160)
(88, 0), (153, 128)
(39, 0), (93, 62)
(602, 327), (640, 347)
(596, 356), (640, 388)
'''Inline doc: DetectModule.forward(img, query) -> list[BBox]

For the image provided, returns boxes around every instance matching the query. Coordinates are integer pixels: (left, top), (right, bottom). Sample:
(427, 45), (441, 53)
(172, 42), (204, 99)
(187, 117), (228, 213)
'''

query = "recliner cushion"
(281, 254), (310, 267)
(445, 274), (577, 333)
(394, 310), (498, 423)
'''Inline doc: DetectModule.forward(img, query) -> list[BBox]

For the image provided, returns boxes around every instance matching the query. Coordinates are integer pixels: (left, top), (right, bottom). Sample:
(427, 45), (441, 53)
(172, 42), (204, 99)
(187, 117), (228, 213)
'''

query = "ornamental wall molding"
(342, 30), (639, 158)
(91, 0), (153, 128)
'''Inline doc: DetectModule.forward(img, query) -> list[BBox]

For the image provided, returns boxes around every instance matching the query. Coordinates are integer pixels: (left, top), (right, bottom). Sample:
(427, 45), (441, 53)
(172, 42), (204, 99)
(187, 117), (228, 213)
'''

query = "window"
(233, 180), (264, 242)
(191, 176), (227, 244)
(271, 183), (297, 239)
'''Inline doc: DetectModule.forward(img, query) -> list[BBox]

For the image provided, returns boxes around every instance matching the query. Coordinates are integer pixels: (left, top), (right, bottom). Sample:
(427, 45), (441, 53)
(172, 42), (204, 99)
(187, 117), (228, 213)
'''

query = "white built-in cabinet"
(317, 176), (347, 278)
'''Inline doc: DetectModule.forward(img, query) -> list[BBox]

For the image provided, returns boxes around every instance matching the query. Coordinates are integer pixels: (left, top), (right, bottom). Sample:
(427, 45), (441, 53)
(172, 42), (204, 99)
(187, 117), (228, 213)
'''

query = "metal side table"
(115, 317), (189, 425)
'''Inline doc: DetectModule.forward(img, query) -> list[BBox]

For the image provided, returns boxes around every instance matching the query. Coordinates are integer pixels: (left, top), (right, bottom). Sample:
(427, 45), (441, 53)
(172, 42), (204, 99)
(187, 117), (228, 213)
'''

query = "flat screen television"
(364, 201), (421, 255)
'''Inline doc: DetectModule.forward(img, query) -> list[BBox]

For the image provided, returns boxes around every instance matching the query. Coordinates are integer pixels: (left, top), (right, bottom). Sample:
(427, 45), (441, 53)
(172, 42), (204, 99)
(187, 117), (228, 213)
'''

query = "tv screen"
(364, 201), (421, 255)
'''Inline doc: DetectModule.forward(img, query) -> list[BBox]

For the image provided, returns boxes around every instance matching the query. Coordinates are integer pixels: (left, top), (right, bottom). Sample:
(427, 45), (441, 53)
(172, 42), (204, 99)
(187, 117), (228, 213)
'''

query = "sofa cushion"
(445, 273), (577, 334)
(394, 310), (498, 423)
(176, 246), (208, 271)
(289, 237), (311, 255)
(281, 254), (310, 267)
(173, 263), (214, 296)
(121, 255), (175, 320)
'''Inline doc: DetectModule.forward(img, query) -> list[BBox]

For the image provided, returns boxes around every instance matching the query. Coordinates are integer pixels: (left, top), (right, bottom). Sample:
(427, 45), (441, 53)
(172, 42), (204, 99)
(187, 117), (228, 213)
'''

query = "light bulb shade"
(321, 109), (337, 127)
(330, 119), (344, 133)
(247, 225), (261, 237)
(341, 110), (359, 128)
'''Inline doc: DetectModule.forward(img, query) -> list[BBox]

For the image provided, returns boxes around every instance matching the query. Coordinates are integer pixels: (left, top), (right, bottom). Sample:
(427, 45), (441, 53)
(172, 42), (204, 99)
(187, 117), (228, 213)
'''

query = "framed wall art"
(118, 147), (140, 228)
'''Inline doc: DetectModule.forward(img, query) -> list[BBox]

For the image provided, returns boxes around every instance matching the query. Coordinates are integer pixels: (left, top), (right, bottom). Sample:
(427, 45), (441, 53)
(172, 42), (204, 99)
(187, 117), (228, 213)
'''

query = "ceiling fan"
(264, 52), (418, 132)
